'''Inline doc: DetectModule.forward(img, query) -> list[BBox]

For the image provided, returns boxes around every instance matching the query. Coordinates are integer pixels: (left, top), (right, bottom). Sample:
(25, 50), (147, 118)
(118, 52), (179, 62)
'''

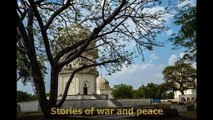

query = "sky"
(17, 0), (196, 94)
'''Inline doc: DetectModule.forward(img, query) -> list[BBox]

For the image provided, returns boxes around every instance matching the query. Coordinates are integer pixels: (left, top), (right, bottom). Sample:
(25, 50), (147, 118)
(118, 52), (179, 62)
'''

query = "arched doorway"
(83, 81), (89, 95)
(181, 97), (186, 102)
(83, 83), (88, 95)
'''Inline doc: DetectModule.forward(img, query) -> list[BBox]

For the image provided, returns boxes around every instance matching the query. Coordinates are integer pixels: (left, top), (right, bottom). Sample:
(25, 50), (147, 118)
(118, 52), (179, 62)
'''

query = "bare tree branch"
(94, 0), (127, 32)
(102, 0), (106, 22)
(98, 15), (128, 37)
(80, 55), (96, 64)
(84, 42), (106, 52)
(35, 0), (45, 5)
(17, 12), (29, 49)
(54, 39), (86, 62)
(45, 0), (72, 29)
(28, 0), (54, 66)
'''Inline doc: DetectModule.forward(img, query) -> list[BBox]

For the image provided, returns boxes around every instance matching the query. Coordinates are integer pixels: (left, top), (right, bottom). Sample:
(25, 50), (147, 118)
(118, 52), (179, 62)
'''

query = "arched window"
(83, 81), (89, 95)
(191, 97), (195, 102)
(187, 97), (190, 102)
(181, 97), (186, 102)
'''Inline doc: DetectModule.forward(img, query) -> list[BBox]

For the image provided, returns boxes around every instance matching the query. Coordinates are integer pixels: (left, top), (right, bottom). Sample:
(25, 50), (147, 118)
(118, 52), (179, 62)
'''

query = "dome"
(54, 23), (98, 64)
(97, 76), (109, 84)
(53, 24), (91, 54)
(58, 24), (91, 43)
(96, 76), (110, 90)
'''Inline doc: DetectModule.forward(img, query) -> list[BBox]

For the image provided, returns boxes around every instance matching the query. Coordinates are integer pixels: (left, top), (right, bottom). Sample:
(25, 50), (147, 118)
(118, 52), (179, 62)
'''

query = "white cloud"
(142, 6), (174, 24)
(103, 63), (165, 89)
(150, 53), (160, 60)
(168, 53), (197, 69)
(177, 0), (196, 8)
(168, 54), (178, 65)
(179, 52), (185, 58)
(168, 53), (185, 65)
(142, 6), (165, 14)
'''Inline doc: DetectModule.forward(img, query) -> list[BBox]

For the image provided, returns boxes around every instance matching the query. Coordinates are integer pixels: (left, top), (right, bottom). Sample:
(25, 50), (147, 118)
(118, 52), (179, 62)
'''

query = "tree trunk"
(41, 105), (60, 119)
(30, 55), (54, 118)
(39, 100), (51, 118)
(49, 68), (60, 107)
(180, 90), (184, 95)
(31, 68), (52, 118)
(179, 82), (184, 95)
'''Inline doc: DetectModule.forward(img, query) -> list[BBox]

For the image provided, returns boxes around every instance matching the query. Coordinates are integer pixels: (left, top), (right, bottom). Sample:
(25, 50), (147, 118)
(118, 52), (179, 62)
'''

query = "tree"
(17, 0), (170, 118)
(162, 61), (196, 95)
(133, 82), (174, 99)
(17, 51), (32, 84)
(158, 82), (175, 93)
(134, 82), (174, 99)
(133, 85), (145, 98)
(17, 91), (32, 102)
(162, 91), (174, 99)
(157, 82), (175, 99)
(17, 91), (37, 102)
(17, 46), (47, 85)
(112, 84), (134, 99)
(143, 83), (161, 99)
(169, 5), (196, 62)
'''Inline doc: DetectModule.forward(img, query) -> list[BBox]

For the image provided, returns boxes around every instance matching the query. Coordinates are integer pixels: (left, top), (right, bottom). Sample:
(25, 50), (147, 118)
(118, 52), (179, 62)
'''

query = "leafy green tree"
(17, 50), (47, 85)
(133, 82), (174, 99)
(162, 61), (196, 95)
(17, 0), (171, 118)
(17, 91), (32, 102)
(133, 85), (145, 98)
(143, 83), (161, 99)
(158, 82), (175, 94)
(17, 50), (32, 84)
(170, 5), (196, 62)
(162, 91), (174, 99)
(17, 91), (37, 102)
(112, 84), (134, 99)
(29, 94), (38, 101)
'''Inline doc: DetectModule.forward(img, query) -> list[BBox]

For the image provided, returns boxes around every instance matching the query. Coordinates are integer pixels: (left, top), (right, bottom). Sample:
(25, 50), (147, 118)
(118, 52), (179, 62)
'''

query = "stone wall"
(60, 99), (114, 109)
(18, 99), (152, 112)
(116, 99), (152, 107)
(18, 100), (40, 112)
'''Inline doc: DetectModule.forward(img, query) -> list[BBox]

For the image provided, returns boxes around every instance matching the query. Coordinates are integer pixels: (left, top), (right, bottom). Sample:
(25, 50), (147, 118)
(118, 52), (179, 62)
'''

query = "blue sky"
(17, 0), (196, 94)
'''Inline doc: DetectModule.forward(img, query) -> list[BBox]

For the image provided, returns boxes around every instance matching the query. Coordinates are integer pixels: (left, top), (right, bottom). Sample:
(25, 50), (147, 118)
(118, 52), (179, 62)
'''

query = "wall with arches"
(179, 94), (196, 104)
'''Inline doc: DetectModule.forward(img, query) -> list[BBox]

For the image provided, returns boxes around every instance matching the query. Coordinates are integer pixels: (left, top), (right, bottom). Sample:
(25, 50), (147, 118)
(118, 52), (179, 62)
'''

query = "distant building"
(174, 79), (196, 104)
(96, 76), (113, 99)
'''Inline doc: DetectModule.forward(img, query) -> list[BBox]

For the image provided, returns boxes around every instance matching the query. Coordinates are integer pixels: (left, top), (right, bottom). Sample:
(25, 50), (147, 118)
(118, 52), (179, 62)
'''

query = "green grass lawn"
(179, 109), (197, 118)
(21, 112), (43, 116)
(19, 112), (93, 120)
